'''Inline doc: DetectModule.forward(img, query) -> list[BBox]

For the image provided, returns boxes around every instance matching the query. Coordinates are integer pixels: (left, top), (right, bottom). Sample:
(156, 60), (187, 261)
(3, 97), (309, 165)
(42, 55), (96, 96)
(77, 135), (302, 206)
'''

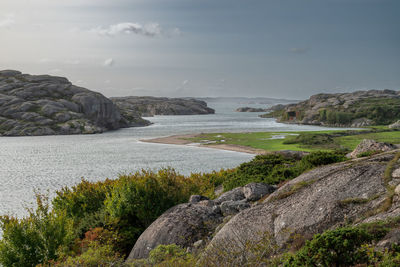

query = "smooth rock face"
(376, 229), (400, 251)
(0, 70), (135, 136)
(111, 96), (215, 117)
(207, 151), (400, 253)
(127, 203), (223, 259)
(350, 139), (396, 158)
(128, 182), (274, 260)
(243, 182), (276, 201)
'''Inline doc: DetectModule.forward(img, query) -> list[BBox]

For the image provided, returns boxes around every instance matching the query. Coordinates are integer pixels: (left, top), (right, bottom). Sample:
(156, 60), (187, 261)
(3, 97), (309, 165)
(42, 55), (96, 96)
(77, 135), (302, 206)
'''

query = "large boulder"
(389, 120), (400, 129)
(206, 151), (400, 255)
(349, 139), (396, 158)
(127, 182), (275, 260)
(127, 203), (223, 259)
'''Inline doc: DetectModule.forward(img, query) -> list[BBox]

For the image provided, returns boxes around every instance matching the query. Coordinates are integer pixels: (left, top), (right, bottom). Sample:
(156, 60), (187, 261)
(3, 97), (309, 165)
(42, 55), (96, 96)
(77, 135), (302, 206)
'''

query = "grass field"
(186, 129), (400, 152)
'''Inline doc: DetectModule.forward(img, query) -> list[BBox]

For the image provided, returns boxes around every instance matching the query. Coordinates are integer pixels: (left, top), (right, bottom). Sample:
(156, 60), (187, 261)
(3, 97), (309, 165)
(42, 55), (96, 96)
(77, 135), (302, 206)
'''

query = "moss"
(338, 194), (380, 207)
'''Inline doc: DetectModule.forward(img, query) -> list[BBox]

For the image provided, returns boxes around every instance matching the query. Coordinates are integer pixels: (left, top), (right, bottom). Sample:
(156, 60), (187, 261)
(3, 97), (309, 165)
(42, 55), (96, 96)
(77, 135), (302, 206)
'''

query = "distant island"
(262, 89), (400, 127)
(0, 70), (214, 136)
(235, 107), (269, 112)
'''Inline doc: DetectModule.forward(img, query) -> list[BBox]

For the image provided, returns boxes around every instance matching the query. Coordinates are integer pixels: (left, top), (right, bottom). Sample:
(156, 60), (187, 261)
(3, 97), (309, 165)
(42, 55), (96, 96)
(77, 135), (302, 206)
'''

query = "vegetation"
(186, 128), (400, 152)
(222, 151), (346, 190)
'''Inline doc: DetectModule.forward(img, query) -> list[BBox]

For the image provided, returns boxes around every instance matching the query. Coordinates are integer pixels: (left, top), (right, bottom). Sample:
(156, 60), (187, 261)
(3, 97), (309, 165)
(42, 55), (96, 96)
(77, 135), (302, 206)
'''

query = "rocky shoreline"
(0, 70), (215, 136)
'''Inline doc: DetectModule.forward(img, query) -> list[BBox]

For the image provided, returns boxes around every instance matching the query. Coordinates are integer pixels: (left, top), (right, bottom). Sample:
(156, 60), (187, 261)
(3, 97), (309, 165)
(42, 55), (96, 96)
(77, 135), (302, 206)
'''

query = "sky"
(0, 0), (399, 99)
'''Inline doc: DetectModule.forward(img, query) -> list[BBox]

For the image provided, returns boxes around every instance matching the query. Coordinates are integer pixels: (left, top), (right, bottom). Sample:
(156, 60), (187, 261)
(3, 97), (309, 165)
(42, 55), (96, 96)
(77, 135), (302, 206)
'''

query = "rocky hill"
(127, 145), (400, 265)
(262, 89), (400, 127)
(0, 70), (143, 136)
(111, 96), (215, 117)
(0, 70), (217, 136)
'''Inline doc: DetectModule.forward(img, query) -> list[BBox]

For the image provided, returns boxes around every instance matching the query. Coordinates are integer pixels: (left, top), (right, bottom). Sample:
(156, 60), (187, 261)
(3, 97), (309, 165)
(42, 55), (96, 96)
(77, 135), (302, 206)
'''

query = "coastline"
(140, 134), (266, 155)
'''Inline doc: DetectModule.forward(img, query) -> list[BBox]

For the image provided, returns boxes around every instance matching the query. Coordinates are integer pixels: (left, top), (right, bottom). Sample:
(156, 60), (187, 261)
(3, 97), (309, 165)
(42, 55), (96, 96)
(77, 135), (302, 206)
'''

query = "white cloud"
(0, 13), (15, 28)
(103, 58), (114, 67)
(182, 80), (189, 86)
(90, 22), (179, 38)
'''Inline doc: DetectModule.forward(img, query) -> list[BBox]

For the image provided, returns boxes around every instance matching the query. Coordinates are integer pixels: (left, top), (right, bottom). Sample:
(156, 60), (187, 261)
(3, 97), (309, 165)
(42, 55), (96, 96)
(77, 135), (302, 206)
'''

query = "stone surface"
(349, 139), (396, 158)
(389, 120), (400, 129)
(111, 96), (215, 117)
(189, 195), (210, 204)
(213, 187), (245, 205)
(0, 70), (147, 136)
(128, 182), (273, 260)
(243, 182), (276, 201)
(127, 203), (223, 259)
(263, 89), (400, 127)
(207, 151), (400, 254)
(376, 229), (400, 251)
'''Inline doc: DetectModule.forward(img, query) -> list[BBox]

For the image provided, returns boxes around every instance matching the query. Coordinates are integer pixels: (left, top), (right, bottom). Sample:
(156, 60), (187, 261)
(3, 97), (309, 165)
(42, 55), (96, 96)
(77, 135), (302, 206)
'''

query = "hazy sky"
(0, 0), (399, 99)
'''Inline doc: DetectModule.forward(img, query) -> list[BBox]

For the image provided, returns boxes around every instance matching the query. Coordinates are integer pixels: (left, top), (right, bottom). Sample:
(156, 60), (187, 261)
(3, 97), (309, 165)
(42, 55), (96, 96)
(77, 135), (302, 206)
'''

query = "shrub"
(0, 194), (74, 267)
(222, 151), (346, 191)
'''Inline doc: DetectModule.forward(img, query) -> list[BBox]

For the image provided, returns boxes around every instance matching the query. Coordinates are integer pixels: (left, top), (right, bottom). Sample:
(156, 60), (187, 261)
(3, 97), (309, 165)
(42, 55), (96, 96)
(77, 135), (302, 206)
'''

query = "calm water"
(0, 100), (341, 217)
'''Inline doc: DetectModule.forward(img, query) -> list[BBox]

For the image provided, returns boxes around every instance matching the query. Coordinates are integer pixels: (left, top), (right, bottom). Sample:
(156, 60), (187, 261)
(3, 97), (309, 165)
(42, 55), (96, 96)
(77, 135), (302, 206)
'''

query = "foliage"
(222, 151), (346, 190)
(0, 194), (74, 267)
(148, 244), (193, 265)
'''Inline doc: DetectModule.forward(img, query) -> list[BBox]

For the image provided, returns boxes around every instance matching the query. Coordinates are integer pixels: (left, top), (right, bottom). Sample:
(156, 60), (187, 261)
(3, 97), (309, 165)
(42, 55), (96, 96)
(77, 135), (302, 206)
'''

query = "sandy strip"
(141, 134), (266, 154)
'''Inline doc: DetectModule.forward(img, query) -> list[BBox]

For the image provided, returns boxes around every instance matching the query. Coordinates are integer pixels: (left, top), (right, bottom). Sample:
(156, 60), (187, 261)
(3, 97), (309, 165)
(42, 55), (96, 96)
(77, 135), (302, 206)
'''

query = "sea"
(0, 99), (342, 217)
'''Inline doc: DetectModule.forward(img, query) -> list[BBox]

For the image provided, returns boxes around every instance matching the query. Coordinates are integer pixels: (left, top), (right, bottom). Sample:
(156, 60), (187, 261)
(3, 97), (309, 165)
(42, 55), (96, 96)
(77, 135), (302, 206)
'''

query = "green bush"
(223, 151), (346, 191)
(0, 194), (74, 267)
(283, 224), (388, 267)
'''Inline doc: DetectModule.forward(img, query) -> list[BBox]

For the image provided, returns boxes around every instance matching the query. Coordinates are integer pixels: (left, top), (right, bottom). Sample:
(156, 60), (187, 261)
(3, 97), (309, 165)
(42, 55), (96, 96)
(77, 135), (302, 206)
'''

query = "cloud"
(0, 13), (15, 28)
(38, 58), (53, 64)
(182, 80), (189, 86)
(48, 68), (62, 74)
(90, 22), (180, 38)
(290, 47), (310, 54)
(103, 58), (114, 67)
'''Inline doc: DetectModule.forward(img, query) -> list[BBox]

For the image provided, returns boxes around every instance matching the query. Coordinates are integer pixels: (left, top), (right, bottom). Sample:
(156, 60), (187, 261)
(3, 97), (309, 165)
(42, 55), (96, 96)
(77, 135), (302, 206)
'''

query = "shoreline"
(140, 134), (266, 155)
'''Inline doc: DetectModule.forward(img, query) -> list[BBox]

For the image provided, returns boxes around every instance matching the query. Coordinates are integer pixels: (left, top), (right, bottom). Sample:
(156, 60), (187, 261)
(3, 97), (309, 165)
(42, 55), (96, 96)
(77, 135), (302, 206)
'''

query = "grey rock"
(376, 229), (400, 251)
(127, 203), (223, 259)
(243, 183), (275, 201)
(220, 200), (251, 216)
(236, 107), (268, 112)
(207, 151), (399, 255)
(189, 195), (210, 204)
(214, 187), (245, 205)
(0, 70), (134, 136)
(389, 120), (400, 129)
(350, 139), (396, 158)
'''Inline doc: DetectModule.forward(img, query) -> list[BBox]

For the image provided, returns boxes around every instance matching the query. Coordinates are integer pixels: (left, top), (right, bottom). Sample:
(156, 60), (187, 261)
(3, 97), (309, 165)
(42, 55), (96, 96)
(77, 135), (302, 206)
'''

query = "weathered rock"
(214, 187), (245, 205)
(376, 229), (400, 251)
(0, 70), (149, 136)
(349, 139), (396, 158)
(263, 89), (400, 127)
(189, 195), (210, 204)
(111, 96), (215, 117)
(220, 200), (251, 216)
(207, 151), (400, 254)
(127, 203), (223, 259)
(243, 183), (276, 201)
(389, 120), (400, 129)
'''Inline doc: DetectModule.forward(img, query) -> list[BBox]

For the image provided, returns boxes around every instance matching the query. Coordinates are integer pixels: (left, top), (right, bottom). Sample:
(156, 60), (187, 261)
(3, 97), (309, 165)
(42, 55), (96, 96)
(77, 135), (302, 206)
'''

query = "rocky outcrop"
(349, 139), (397, 158)
(236, 107), (268, 112)
(111, 96), (215, 117)
(262, 89), (400, 127)
(0, 70), (148, 136)
(389, 120), (400, 129)
(127, 182), (275, 259)
(206, 150), (400, 255)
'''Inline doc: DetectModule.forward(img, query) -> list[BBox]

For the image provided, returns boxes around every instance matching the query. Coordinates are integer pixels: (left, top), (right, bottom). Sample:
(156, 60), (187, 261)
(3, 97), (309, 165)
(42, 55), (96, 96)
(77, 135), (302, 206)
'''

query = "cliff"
(262, 89), (400, 127)
(0, 70), (144, 136)
(111, 96), (215, 117)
